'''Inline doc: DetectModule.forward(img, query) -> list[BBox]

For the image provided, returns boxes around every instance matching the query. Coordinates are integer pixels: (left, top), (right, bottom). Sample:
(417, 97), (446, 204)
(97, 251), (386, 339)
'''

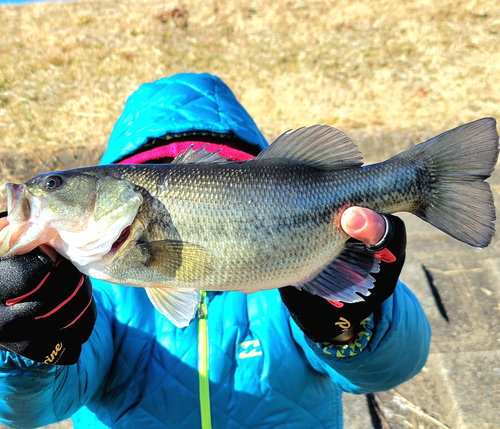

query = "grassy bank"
(1, 0), (499, 201)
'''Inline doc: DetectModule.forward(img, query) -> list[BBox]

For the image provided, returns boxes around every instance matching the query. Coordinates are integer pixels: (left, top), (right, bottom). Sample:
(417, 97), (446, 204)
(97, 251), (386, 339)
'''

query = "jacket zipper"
(198, 291), (212, 429)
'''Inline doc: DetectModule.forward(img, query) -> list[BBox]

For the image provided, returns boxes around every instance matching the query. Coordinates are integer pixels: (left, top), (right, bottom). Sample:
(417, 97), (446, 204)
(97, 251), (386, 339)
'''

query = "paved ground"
(343, 172), (500, 428)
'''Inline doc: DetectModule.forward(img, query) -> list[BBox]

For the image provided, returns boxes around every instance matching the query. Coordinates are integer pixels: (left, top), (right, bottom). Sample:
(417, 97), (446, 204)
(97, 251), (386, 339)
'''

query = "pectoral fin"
(146, 287), (200, 327)
(297, 242), (380, 303)
(140, 240), (212, 282)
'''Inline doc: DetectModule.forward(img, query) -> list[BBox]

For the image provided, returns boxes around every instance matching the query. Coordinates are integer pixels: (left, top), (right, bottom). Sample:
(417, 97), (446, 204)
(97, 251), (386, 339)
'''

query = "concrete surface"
(343, 172), (500, 428)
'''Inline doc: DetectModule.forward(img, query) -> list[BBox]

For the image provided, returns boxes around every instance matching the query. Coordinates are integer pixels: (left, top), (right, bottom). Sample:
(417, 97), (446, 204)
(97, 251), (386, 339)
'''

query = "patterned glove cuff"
(315, 315), (375, 358)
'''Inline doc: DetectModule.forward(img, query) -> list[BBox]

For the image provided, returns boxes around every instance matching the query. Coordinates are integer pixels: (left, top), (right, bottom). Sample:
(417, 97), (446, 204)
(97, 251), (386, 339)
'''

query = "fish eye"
(43, 175), (63, 191)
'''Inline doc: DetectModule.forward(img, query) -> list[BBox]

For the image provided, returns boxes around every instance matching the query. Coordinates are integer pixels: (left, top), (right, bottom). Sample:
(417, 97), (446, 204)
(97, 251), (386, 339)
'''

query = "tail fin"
(400, 118), (499, 248)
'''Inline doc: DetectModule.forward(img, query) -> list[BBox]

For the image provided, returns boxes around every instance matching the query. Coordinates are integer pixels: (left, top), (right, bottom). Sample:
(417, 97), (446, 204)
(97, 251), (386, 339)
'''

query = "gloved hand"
(0, 212), (96, 365)
(280, 207), (406, 344)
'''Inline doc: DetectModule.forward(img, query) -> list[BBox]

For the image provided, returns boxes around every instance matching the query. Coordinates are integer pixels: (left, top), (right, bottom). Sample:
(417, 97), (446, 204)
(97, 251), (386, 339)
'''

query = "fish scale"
(0, 120), (498, 327)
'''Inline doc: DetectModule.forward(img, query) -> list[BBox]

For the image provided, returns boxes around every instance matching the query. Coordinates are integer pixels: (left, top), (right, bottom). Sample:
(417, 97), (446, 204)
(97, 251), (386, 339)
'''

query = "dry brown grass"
(1, 0), (499, 203)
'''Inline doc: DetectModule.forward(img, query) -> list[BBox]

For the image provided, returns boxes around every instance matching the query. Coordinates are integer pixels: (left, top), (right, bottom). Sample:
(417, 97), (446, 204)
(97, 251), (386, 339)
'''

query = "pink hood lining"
(118, 142), (256, 164)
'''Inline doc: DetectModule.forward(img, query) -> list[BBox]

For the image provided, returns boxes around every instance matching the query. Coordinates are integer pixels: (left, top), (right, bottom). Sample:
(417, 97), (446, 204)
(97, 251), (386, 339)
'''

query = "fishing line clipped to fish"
(0, 118), (498, 327)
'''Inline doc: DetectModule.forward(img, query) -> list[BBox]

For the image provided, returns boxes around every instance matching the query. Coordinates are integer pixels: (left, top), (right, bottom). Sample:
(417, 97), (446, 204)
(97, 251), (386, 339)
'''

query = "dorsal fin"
(172, 144), (231, 165)
(255, 125), (363, 169)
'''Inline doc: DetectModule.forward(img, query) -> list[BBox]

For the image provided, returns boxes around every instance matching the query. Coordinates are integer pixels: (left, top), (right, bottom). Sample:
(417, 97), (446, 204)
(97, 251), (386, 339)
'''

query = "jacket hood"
(101, 73), (268, 164)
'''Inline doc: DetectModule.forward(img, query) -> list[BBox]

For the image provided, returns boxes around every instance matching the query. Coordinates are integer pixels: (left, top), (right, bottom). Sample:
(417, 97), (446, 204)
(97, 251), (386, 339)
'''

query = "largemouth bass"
(0, 119), (498, 327)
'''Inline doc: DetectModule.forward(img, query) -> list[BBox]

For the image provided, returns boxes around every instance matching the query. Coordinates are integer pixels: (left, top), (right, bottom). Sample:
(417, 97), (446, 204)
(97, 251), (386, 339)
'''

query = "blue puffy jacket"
(0, 73), (431, 429)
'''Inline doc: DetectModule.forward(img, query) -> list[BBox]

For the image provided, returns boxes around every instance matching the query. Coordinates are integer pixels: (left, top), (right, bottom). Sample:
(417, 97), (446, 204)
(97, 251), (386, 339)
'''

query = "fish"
(0, 118), (498, 327)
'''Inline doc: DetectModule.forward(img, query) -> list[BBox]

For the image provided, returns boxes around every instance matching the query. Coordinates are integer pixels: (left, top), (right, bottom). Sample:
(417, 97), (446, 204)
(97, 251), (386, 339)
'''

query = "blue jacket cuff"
(301, 281), (431, 394)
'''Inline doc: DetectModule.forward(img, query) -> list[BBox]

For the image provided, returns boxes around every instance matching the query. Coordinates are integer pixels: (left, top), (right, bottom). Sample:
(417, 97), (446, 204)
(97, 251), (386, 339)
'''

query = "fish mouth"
(110, 225), (131, 252)
(6, 183), (31, 222)
(6, 183), (23, 209)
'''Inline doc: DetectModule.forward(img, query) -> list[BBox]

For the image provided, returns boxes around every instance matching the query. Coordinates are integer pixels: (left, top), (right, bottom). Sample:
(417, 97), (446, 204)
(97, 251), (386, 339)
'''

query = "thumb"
(341, 207), (386, 245)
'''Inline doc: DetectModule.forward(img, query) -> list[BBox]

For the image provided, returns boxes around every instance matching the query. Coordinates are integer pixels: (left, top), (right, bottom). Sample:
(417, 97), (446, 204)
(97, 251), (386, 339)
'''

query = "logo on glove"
(334, 317), (351, 332)
(44, 342), (63, 364)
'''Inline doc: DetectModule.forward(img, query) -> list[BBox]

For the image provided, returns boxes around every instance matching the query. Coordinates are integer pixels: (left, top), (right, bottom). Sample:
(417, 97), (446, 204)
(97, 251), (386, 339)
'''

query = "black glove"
(0, 213), (97, 365)
(280, 214), (406, 343)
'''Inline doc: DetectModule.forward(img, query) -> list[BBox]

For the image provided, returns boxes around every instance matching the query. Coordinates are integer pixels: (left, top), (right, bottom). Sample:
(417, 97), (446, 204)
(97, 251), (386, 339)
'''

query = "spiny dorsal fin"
(256, 125), (363, 169)
(172, 144), (231, 165)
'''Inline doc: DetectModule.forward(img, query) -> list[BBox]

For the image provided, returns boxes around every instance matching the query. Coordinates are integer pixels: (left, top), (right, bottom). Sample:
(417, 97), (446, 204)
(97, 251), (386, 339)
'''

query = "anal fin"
(146, 287), (200, 327)
(297, 242), (380, 303)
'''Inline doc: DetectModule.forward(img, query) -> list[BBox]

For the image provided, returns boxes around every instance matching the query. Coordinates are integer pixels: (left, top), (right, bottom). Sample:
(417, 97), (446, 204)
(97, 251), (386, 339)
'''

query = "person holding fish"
(0, 73), (497, 428)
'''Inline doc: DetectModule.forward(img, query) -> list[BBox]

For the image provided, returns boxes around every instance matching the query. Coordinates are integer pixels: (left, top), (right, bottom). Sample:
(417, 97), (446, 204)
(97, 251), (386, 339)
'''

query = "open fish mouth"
(1, 184), (33, 255)
(6, 183), (31, 222)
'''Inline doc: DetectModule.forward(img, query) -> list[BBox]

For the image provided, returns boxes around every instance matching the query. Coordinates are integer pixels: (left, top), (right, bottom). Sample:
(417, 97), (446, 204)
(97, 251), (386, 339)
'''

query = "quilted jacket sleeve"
(297, 281), (431, 394)
(0, 288), (115, 428)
